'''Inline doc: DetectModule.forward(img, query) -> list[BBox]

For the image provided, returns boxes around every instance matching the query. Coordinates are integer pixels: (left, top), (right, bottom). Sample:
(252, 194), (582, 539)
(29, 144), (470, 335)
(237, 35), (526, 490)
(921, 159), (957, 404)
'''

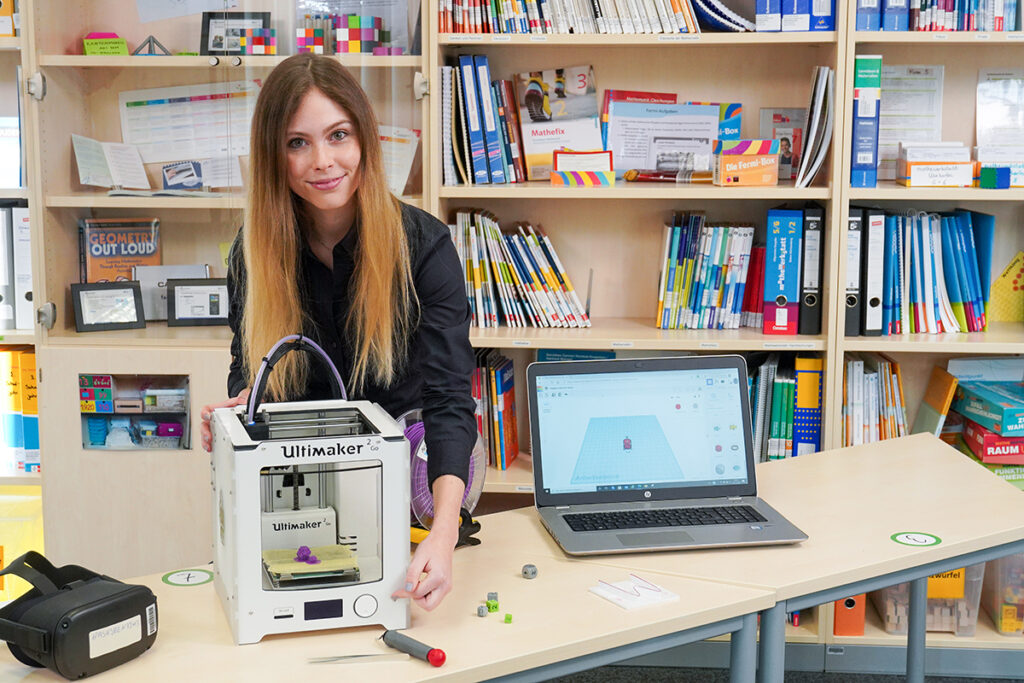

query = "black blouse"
(226, 203), (476, 487)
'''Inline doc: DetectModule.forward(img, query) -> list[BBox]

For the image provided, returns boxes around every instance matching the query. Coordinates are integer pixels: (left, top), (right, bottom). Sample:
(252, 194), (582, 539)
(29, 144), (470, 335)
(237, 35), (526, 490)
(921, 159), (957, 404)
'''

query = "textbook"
(962, 416), (1024, 465)
(513, 65), (602, 181)
(78, 217), (161, 283)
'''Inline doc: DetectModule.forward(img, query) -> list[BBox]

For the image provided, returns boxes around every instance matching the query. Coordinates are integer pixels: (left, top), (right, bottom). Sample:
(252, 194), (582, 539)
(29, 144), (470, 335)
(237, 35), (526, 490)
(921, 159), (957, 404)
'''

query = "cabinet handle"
(231, 57), (243, 67)
(208, 56), (220, 66)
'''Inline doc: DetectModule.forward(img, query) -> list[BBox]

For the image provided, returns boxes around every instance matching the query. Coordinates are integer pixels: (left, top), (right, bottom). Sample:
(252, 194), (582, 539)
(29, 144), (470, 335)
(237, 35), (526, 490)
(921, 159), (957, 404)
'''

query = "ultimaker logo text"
(281, 443), (364, 458)
(272, 520), (324, 531)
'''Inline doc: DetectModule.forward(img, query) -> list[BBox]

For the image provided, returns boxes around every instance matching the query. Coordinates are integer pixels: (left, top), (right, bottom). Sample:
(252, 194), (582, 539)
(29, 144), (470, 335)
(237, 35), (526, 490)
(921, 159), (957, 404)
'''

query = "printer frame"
(210, 399), (410, 645)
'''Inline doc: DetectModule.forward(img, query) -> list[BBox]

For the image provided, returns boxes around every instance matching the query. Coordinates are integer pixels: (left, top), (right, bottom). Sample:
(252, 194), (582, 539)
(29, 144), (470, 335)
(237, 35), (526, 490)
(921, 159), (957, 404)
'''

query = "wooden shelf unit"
(10, 0), (1023, 662)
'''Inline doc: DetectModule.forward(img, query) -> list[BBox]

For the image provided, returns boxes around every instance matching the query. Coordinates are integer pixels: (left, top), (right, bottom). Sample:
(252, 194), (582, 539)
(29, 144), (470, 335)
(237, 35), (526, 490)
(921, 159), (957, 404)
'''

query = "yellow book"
(20, 351), (38, 472)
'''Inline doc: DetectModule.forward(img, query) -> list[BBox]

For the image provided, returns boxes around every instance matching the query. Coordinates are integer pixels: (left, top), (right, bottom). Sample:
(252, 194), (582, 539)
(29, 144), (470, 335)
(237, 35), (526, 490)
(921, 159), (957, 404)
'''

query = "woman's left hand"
(391, 525), (458, 610)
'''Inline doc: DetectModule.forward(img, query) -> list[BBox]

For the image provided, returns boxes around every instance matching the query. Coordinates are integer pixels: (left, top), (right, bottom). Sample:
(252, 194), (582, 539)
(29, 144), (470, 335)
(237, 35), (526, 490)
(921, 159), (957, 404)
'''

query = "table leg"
(729, 612), (757, 683)
(907, 577), (927, 683)
(756, 603), (786, 683)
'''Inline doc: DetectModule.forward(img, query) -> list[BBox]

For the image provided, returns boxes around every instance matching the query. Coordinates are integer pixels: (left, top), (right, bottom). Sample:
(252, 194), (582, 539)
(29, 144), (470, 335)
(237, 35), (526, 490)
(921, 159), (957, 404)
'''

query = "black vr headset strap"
(0, 615), (49, 655)
(0, 551), (60, 595)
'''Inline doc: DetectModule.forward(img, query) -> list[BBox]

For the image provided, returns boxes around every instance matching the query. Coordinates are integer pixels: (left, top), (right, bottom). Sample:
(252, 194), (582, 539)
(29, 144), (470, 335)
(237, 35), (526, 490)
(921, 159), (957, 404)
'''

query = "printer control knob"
(354, 594), (378, 618)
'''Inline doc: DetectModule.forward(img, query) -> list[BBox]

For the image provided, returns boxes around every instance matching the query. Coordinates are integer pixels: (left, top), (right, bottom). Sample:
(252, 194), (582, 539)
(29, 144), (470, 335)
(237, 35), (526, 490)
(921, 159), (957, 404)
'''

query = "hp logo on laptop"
(643, 490), (651, 498)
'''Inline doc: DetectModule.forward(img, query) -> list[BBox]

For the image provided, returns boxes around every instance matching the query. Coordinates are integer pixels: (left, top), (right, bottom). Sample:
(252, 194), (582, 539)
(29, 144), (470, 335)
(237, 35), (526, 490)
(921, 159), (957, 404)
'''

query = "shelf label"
(891, 532), (941, 547)
(763, 341), (817, 350)
(976, 33), (991, 40)
(1009, 33), (1024, 40)
(512, 340), (531, 347)
(699, 342), (720, 349)
(611, 341), (634, 348)
(932, 33), (949, 40)
(491, 35), (512, 42)
(449, 34), (475, 41)
(515, 485), (534, 492)
(529, 35), (548, 41)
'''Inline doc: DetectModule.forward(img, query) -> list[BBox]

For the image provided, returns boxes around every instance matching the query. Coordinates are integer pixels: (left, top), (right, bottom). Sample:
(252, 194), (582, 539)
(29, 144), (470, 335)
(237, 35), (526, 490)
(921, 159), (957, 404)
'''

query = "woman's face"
(285, 88), (362, 224)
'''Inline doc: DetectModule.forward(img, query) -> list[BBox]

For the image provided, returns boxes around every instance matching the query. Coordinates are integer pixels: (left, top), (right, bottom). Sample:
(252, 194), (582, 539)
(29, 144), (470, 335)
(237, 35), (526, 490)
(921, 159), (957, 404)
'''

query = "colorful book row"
(441, 0), (700, 33)
(845, 208), (992, 336)
(842, 352), (908, 448)
(449, 210), (591, 329)
(0, 348), (39, 476)
(855, 0), (1020, 30)
(750, 354), (823, 462)
(473, 350), (520, 469)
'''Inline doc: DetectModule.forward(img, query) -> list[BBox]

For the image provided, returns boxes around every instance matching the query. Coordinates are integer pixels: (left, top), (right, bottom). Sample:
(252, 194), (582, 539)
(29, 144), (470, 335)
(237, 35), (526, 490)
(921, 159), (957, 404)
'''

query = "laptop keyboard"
(562, 505), (767, 532)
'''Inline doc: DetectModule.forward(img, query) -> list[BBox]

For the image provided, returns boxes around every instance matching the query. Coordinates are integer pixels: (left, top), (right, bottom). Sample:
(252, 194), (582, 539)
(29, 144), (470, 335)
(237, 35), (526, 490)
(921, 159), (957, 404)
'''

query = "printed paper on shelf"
(514, 65), (602, 181)
(759, 108), (806, 181)
(607, 101), (719, 178)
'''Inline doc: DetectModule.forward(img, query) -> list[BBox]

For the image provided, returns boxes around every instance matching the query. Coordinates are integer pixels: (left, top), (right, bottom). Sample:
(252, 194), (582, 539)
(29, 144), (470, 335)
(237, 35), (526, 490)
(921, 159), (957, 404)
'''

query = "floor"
(553, 667), (1024, 682)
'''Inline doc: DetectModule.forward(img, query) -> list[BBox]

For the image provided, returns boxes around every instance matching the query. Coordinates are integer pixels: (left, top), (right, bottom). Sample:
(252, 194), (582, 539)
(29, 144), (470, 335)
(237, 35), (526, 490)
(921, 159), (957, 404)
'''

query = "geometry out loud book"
(514, 65), (602, 181)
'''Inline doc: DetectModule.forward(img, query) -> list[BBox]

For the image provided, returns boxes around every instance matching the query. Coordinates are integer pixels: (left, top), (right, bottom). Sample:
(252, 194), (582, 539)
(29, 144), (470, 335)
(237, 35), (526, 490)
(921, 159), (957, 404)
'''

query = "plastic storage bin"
(0, 489), (45, 601)
(869, 563), (986, 636)
(983, 553), (1024, 636)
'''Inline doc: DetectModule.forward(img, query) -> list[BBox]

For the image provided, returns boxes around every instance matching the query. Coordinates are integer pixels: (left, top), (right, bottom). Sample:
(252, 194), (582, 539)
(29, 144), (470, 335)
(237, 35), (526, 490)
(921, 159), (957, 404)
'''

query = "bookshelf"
(14, 0), (1024, 667)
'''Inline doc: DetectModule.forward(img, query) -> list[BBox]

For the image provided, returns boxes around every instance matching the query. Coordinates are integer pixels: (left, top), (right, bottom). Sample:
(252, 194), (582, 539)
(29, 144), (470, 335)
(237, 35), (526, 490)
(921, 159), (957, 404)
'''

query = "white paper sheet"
(379, 125), (420, 195)
(103, 143), (152, 189)
(200, 157), (243, 188)
(977, 69), (1024, 148)
(589, 574), (680, 610)
(878, 65), (944, 181)
(136, 0), (238, 24)
(72, 134), (114, 188)
(119, 81), (260, 164)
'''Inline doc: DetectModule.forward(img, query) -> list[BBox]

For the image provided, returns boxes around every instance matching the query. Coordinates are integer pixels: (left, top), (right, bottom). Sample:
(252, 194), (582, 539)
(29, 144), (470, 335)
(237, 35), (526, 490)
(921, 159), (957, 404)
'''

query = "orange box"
(833, 594), (866, 636)
(712, 154), (779, 187)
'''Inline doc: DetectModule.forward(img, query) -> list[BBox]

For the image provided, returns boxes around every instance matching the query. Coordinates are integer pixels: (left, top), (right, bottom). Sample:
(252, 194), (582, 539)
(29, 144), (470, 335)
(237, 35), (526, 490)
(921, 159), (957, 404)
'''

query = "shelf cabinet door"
(38, 345), (230, 578)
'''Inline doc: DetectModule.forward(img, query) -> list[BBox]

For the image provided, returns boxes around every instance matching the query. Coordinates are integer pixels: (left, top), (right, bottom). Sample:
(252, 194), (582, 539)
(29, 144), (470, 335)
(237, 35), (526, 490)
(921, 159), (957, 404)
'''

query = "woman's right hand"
(200, 388), (251, 452)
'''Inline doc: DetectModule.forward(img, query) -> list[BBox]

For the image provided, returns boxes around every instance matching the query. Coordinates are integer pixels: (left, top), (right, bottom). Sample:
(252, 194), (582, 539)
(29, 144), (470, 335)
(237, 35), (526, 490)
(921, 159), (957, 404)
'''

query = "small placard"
(166, 278), (229, 327)
(83, 38), (129, 55)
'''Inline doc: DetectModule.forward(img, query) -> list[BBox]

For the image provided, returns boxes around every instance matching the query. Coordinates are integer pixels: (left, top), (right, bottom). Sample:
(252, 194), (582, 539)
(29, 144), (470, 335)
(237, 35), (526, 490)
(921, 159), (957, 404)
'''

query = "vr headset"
(0, 551), (158, 679)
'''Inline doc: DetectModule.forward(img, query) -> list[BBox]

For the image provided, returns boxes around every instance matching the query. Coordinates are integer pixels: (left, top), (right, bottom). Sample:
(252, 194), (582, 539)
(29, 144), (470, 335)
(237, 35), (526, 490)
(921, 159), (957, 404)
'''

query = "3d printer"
(209, 336), (410, 645)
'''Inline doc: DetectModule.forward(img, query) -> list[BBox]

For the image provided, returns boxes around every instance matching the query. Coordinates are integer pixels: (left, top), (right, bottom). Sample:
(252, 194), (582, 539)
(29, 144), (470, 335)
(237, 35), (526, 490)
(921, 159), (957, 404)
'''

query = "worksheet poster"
(877, 65), (944, 181)
(118, 81), (261, 164)
(977, 69), (1024, 147)
(297, 0), (410, 52)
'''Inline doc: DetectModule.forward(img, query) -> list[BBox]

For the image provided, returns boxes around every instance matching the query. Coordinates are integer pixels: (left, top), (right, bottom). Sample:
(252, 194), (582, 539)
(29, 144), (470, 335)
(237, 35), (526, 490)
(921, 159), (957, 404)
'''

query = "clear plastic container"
(982, 553), (1024, 636)
(869, 563), (986, 636)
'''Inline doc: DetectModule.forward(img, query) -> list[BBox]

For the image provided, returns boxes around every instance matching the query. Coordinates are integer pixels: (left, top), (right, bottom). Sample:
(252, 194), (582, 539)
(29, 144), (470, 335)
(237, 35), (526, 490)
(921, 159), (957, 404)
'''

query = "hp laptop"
(527, 355), (807, 555)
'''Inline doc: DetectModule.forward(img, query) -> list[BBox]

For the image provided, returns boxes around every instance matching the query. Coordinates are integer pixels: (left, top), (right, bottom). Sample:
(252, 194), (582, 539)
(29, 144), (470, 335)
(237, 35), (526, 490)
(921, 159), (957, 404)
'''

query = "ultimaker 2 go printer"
(209, 335), (410, 644)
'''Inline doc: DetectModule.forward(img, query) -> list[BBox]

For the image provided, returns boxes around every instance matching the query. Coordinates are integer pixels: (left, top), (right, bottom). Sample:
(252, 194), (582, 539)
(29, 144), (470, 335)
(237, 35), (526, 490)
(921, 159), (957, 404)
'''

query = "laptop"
(527, 355), (808, 555)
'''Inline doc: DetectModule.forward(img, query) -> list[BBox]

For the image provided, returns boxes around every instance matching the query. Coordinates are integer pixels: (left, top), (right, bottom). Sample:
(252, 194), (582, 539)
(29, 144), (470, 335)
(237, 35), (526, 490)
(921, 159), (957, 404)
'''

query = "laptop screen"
(529, 356), (757, 506)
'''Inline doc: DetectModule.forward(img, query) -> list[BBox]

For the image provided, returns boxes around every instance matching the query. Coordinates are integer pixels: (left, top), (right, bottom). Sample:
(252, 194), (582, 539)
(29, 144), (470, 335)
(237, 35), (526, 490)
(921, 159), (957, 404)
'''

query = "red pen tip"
(427, 648), (446, 667)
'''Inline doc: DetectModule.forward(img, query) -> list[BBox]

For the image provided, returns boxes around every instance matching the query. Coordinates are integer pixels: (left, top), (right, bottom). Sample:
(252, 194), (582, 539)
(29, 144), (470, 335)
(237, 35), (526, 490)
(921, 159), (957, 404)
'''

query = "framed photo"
(167, 278), (229, 327)
(71, 282), (146, 333)
(200, 11), (270, 55)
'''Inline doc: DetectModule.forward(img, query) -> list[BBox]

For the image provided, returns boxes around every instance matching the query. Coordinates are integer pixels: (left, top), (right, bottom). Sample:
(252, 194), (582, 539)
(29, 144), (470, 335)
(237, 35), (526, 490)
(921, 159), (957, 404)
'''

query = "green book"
(769, 373), (785, 460)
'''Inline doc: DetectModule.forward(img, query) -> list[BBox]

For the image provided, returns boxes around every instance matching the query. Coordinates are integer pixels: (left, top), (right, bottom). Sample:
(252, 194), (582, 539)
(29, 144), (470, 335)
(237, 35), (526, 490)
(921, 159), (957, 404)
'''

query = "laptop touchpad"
(617, 531), (694, 547)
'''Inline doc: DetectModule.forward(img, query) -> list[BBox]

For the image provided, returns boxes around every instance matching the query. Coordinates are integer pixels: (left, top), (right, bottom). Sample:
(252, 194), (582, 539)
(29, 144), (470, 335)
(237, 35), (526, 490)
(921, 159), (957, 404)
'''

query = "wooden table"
(477, 434), (1024, 683)
(0, 545), (772, 682)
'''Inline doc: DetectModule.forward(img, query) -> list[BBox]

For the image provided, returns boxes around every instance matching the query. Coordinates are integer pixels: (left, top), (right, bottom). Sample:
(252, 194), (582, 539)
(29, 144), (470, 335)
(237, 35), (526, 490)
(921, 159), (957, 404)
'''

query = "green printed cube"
(486, 599), (498, 612)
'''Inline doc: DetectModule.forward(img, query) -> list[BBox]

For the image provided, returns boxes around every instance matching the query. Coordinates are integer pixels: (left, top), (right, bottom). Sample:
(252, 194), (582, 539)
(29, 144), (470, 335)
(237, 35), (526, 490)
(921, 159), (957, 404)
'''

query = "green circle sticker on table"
(891, 532), (942, 547)
(162, 568), (214, 586)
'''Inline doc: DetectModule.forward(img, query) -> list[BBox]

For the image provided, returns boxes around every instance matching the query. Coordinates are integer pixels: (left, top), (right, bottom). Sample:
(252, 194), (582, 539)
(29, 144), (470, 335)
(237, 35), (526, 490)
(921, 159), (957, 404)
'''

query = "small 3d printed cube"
(477, 605), (488, 617)
(980, 166), (1011, 189)
(504, 613), (512, 623)
(486, 599), (499, 612)
(487, 591), (498, 601)
(522, 564), (538, 579)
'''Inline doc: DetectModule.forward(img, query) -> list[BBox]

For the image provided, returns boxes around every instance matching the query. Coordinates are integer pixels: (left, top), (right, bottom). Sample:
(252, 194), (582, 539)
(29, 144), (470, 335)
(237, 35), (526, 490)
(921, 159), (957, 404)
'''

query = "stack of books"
(856, 0), (1020, 31)
(842, 353), (908, 447)
(449, 209), (591, 329)
(473, 350), (520, 470)
(440, 0), (701, 34)
(844, 209), (993, 337)
(750, 354), (824, 462)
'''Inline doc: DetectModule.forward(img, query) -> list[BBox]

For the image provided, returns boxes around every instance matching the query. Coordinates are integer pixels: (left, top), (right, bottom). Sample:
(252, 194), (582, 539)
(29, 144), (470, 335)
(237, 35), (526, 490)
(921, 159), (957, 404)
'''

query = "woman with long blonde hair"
(200, 53), (475, 611)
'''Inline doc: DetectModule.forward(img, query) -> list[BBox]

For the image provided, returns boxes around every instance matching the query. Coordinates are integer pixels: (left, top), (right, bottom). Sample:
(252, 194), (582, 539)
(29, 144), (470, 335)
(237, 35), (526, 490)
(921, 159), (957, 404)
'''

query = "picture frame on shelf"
(70, 282), (146, 333)
(200, 11), (270, 55)
(166, 278), (229, 327)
